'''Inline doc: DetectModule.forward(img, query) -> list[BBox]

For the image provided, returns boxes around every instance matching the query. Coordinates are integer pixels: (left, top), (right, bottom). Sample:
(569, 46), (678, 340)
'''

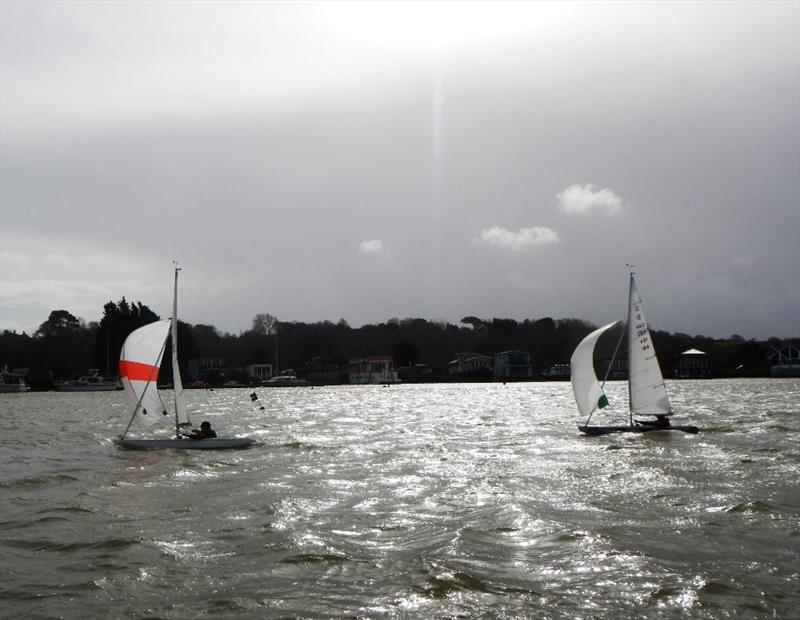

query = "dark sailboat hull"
(578, 424), (699, 436)
(113, 437), (255, 450)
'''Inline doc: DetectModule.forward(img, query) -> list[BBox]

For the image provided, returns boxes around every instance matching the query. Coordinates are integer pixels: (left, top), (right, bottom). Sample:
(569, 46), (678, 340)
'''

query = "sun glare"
(313, 1), (551, 52)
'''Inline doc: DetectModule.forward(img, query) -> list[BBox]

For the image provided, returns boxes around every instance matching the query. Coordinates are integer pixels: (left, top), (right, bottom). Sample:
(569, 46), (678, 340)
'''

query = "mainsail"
(119, 320), (171, 427)
(627, 274), (671, 416)
(570, 321), (620, 419)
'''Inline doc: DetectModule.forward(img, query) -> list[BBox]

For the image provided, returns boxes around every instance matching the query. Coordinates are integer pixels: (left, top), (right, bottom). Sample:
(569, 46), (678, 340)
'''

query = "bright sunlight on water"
(1, 379), (798, 618)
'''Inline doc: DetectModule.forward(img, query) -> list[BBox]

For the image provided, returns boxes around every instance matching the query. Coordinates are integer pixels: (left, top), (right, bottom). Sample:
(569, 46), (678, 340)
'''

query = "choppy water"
(1, 379), (798, 619)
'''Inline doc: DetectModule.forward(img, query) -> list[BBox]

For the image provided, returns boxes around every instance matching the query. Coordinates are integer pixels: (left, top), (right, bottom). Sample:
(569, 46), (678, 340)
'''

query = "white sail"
(119, 320), (171, 427)
(627, 274), (671, 416)
(570, 321), (620, 418)
(171, 268), (189, 427)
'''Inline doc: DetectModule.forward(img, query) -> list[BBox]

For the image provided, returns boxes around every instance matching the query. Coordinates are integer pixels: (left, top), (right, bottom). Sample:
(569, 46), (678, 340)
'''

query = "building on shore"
(247, 363), (273, 382)
(187, 357), (226, 384)
(768, 345), (800, 378)
(398, 363), (434, 383)
(674, 348), (713, 378)
(542, 363), (571, 380)
(349, 356), (400, 384)
(493, 350), (532, 380)
(448, 352), (493, 380)
(302, 357), (342, 384)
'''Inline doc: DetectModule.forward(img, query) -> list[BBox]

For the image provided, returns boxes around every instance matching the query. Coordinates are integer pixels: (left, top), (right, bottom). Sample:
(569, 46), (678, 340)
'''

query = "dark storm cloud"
(1, 1), (797, 338)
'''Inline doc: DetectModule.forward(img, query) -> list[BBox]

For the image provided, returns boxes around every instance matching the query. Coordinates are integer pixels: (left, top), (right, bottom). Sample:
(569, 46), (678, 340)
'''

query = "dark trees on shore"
(1, 302), (794, 387)
(95, 298), (161, 375)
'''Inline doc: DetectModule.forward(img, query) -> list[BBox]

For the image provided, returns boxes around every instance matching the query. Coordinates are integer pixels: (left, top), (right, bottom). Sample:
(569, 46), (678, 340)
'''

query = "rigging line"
(601, 322), (625, 390)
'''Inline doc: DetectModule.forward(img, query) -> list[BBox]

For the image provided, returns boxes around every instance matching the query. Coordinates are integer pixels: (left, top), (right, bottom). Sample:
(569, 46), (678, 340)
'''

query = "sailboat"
(113, 266), (255, 450)
(571, 270), (699, 436)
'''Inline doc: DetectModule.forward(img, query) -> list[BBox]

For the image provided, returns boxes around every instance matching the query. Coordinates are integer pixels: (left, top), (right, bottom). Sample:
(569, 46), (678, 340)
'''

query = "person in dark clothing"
(637, 414), (671, 428)
(653, 414), (671, 428)
(189, 420), (217, 440)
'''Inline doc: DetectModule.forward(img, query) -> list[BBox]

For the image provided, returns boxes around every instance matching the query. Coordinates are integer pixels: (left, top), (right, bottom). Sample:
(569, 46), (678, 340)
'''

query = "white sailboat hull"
(113, 437), (255, 450)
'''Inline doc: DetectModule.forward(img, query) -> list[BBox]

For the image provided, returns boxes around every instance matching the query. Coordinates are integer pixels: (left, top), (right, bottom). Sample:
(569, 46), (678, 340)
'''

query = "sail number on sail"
(633, 303), (651, 352)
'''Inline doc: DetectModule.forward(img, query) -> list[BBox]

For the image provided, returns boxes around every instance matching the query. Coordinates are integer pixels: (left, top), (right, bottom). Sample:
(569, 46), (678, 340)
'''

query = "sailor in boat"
(636, 414), (672, 428)
(185, 420), (217, 440)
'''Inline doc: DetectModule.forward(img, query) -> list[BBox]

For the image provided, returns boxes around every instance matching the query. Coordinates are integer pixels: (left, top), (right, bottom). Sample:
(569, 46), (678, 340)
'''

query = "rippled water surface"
(1, 379), (798, 619)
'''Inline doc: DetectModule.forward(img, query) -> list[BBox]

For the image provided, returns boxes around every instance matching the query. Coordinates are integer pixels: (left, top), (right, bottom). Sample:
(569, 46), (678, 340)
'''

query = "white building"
(448, 352), (493, 376)
(247, 363), (273, 381)
(349, 356), (400, 384)
(674, 349), (712, 378)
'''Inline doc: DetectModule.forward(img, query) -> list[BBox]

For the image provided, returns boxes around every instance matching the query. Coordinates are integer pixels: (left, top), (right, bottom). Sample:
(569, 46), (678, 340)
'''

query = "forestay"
(570, 321), (620, 418)
(119, 320), (171, 426)
(627, 275), (671, 416)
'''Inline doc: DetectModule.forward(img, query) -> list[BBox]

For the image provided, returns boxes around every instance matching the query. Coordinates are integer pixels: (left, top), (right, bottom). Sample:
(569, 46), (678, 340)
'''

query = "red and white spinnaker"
(119, 320), (171, 426)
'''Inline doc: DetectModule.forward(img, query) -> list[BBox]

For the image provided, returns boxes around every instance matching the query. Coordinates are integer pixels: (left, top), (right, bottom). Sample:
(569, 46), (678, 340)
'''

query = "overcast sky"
(2, 1), (798, 340)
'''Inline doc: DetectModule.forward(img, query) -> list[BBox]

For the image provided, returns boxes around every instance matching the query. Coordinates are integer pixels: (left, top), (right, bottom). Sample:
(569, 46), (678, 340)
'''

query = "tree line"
(1, 298), (793, 389)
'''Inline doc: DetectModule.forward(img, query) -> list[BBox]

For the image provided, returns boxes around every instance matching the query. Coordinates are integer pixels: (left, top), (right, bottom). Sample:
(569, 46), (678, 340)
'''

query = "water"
(1, 379), (798, 619)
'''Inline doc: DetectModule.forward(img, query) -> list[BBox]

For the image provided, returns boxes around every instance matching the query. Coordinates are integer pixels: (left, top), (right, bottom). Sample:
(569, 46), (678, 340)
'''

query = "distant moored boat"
(0, 366), (29, 393)
(54, 371), (119, 391)
(263, 370), (309, 387)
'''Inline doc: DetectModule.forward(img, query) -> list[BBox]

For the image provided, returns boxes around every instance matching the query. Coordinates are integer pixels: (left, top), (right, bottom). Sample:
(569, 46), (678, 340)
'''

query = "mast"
(171, 263), (189, 435)
(626, 268), (634, 426)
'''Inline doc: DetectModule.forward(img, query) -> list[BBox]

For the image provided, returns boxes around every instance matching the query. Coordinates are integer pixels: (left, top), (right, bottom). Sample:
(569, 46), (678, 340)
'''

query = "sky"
(1, 1), (798, 340)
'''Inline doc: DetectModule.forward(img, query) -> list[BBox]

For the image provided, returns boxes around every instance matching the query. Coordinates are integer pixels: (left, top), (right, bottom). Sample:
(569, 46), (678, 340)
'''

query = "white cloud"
(358, 239), (384, 254)
(557, 183), (623, 215)
(477, 226), (560, 250)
